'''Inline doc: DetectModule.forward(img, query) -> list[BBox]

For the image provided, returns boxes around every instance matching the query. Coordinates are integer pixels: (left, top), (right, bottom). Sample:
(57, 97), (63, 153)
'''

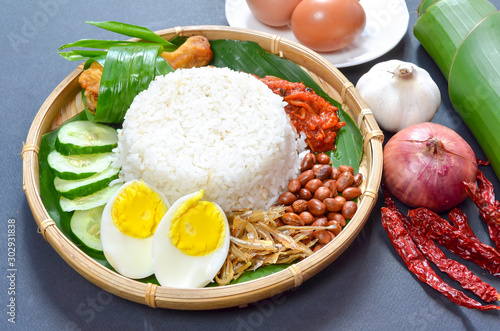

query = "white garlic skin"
(356, 60), (441, 132)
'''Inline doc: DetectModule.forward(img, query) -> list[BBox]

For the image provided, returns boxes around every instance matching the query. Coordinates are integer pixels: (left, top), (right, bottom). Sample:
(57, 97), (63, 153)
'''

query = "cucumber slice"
(54, 166), (120, 199)
(60, 183), (122, 212)
(47, 150), (114, 180)
(56, 121), (118, 155)
(70, 206), (105, 253)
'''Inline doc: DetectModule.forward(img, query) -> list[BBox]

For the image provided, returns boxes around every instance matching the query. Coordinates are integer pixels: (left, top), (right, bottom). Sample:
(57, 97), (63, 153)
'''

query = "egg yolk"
(111, 180), (168, 238)
(169, 190), (225, 256)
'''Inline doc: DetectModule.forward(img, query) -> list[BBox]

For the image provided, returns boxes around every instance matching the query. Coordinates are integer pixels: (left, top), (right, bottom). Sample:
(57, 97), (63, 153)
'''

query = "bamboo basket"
(22, 26), (383, 310)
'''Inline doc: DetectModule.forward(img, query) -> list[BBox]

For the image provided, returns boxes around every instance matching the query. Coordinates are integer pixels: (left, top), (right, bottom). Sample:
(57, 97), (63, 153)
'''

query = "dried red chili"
(448, 208), (477, 240)
(464, 169), (500, 248)
(476, 169), (498, 208)
(259, 76), (345, 152)
(411, 210), (499, 302)
(382, 188), (500, 302)
(381, 207), (500, 310)
(408, 208), (500, 277)
(464, 178), (500, 227)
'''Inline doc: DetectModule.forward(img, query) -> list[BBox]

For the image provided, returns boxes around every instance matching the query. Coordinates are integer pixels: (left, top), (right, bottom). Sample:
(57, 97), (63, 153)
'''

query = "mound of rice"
(113, 66), (306, 211)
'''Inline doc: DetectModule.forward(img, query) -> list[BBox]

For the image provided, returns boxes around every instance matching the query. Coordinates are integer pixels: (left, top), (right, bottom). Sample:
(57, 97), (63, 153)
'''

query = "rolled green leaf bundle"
(94, 45), (171, 123)
(414, 0), (500, 178)
(59, 21), (176, 123)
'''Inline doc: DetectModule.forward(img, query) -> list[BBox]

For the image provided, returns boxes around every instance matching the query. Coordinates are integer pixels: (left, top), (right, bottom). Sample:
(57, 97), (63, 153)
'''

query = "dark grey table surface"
(2, 0), (500, 330)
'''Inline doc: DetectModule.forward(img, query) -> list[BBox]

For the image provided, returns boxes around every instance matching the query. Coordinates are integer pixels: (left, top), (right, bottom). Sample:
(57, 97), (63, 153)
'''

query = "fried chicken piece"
(78, 61), (103, 113)
(160, 35), (213, 69)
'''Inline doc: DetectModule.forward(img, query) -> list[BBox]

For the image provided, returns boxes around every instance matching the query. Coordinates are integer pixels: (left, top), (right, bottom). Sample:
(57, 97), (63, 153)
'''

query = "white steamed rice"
(113, 66), (306, 212)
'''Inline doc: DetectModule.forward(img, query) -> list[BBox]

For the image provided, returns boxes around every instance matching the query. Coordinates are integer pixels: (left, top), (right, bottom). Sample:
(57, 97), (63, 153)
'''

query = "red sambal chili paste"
(260, 76), (345, 152)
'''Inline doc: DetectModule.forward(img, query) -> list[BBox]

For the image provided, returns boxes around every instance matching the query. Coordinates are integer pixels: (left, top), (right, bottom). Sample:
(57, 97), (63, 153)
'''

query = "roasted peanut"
(327, 220), (342, 236)
(353, 173), (363, 187)
(342, 201), (357, 220)
(316, 153), (330, 164)
(299, 211), (315, 224)
(339, 165), (354, 174)
(307, 198), (326, 216)
(333, 195), (346, 207)
(313, 164), (332, 181)
(312, 164), (323, 174)
(314, 186), (332, 201)
(312, 217), (328, 227)
(275, 218), (285, 227)
(285, 206), (294, 214)
(305, 179), (323, 194)
(334, 195), (346, 209)
(300, 153), (316, 171)
(298, 170), (315, 186)
(315, 230), (334, 245)
(313, 243), (325, 253)
(323, 179), (337, 196)
(331, 166), (341, 180)
(278, 191), (298, 205)
(322, 179), (335, 190)
(324, 197), (342, 212)
(282, 212), (305, 226)
(298, 188), (313, 200)
(287, 178), (301, 193)
(336, 171), (354, 192)
(327, 212), (346, 226)
(292, 199), (308, 213)
(342, 187), (362, 201)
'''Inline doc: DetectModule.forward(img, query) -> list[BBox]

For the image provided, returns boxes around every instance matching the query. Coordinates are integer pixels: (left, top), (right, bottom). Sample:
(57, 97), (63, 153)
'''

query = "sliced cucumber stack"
(49, 120), (123, 246)
(48, 150), (114, 180)
(70, 205), (105, 253)
(56, 121), (118, 155)
(60, 183), (123, 212)
(54, 165), (120, 199)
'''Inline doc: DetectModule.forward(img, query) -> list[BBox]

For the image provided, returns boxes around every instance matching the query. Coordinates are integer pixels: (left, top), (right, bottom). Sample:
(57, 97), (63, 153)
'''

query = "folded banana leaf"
(95, 44), (170, 123)
(414, 0), (500, 178)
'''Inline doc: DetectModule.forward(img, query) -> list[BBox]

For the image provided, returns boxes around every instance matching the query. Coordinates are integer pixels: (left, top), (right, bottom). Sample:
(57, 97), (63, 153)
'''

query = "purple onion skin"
(383, 122), (477, 212)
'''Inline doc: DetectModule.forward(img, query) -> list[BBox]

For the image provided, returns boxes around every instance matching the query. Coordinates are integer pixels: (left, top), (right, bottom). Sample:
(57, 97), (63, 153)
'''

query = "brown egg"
(290, 0), (366, 52)
(246, 0), (303, 27)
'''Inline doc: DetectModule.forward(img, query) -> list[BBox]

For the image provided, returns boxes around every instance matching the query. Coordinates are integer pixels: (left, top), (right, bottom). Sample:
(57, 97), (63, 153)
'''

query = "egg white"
(100, 180), (170, 279)
(152, 191), (230, 288)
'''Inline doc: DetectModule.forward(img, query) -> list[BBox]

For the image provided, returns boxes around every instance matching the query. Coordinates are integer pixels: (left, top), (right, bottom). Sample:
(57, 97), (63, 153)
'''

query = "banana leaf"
(448, 11), (500, 171)
(414, 0), (500, 178)
(414, 0), (497, 78)
(44, 33), (363, 285)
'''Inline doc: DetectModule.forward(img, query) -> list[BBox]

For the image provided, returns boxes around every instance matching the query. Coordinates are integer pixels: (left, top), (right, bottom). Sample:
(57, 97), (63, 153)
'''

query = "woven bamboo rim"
(23, 25), (383, 310)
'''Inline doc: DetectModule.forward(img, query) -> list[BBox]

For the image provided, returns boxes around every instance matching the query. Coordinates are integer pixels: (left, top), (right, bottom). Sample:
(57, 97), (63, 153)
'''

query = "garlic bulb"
(355, 60), (441, 132)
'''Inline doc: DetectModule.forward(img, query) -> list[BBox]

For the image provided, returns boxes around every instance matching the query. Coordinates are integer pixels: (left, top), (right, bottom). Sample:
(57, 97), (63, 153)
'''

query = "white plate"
(225, 0), (409, 68)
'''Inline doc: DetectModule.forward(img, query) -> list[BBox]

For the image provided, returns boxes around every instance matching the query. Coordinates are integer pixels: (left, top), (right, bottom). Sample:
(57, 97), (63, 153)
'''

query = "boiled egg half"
(152, 190), (230, 288)
(100, 180), (170, 279)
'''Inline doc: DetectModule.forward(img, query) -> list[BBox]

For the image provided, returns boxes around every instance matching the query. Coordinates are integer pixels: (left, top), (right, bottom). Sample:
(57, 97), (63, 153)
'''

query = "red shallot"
(383, 122), (477, 212)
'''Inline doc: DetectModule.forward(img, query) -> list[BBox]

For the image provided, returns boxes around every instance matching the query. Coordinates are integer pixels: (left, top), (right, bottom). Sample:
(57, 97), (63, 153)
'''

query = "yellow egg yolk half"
(169, 190), (226, 256)
(111, 180), (168, 238)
